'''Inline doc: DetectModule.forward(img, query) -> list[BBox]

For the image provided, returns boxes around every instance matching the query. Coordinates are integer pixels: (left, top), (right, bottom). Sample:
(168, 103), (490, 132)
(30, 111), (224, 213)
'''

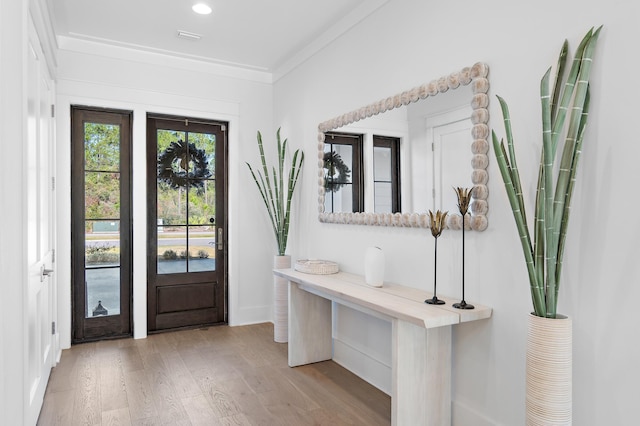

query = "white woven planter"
(273, 255), (291, 343)
(526, 313), (572, 425)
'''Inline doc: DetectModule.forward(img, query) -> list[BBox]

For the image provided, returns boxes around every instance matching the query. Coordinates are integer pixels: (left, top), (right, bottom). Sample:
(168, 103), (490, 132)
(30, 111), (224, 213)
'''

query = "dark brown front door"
(71, 106), (133, 342)
(146, 114), (227, 331)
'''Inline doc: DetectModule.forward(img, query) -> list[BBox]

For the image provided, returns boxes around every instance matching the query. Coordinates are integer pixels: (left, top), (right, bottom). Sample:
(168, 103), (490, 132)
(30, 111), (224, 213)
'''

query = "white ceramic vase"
(364, 246), (384, 287)
(526, 313), (572, 425)
(273, 255), (291, 343)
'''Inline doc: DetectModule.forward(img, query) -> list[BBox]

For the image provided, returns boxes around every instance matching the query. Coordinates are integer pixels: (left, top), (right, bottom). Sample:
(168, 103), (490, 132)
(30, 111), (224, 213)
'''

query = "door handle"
(217, 227), (223, 250)
(41, 265), (54, 282)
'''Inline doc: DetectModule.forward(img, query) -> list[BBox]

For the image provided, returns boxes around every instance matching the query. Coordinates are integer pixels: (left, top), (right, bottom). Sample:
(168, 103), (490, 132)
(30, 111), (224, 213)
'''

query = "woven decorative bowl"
(294, 259), (339, 275)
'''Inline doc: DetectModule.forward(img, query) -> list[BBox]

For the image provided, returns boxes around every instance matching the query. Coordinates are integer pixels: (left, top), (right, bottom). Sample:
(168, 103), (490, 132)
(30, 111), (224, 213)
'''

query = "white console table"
(273, 268), (492, 426)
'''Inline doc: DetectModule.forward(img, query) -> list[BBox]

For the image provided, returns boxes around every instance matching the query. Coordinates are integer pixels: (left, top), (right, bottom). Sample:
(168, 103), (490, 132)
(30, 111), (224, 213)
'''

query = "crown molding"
(57, 35), (274, 84)
(273, 0), (389, 81)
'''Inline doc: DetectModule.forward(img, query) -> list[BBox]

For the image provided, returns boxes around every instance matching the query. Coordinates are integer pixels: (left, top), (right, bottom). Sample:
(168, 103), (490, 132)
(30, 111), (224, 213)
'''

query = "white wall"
(274, 0), (640, 424)
(55, 41), (279, 347)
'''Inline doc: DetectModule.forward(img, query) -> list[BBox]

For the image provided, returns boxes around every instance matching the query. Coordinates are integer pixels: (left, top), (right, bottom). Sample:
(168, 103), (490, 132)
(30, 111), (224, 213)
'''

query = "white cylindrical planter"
(364, 246), (384, 287)
(273, 255), (291, 343)
(526, 313), (572, 425)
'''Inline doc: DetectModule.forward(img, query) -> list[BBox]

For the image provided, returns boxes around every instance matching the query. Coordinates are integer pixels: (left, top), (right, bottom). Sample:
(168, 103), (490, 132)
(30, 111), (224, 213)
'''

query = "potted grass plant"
(246, 128), (304, 342)
(492, 27), (601, 425)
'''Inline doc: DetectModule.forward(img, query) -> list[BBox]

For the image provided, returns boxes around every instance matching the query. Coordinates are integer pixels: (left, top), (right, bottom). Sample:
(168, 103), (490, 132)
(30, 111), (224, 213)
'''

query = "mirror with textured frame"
(317, 62), (490, 231)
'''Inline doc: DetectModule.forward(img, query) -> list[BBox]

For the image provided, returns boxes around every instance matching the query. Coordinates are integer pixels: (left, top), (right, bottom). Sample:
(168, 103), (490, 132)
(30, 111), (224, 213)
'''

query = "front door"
(26, 18), (56, 425)
(146, 114), (227, 331)
(71, 107), (133, 342)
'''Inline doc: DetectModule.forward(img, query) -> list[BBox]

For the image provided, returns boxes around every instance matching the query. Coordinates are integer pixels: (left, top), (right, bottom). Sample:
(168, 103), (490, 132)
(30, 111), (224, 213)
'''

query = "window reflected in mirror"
(323, 132), (363, 213)
(373, 135), (400, 213)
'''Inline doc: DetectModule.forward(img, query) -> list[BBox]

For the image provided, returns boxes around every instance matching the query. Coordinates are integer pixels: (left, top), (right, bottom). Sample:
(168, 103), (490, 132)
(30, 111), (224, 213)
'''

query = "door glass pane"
(85, 220), (120, 267)
(85, 221), (120, 319)
(158, 184), (187, 225)
(84, 123), (120, 171)
(85, 267), (120, 318)
(374, 145), (393, 213)
(188, 180), (215, 225)
(157, 225), (187, 274)
(189, 132), (216, 176)
(374, 146), (392, 180)
(85, 172), (120, 219)
(188, 225), (215, 272)
(325, 185), (353, 213)
(324, 144), (353, 186)
(157, 130), (186, 153)
(157, 131), (189, 191)
(374, 182), (393, 213)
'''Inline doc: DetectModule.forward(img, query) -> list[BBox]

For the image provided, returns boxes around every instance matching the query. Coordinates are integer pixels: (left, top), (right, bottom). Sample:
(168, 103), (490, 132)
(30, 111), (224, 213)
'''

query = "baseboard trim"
(333, 338), (392, 395)
(231, 305), (271, 326)
(452, 400), (498, 426)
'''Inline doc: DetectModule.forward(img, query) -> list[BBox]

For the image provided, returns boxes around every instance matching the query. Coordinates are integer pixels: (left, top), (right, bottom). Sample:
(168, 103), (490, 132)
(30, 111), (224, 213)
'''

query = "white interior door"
(25, 16), (56, 425)
(428, 106), (473, 211)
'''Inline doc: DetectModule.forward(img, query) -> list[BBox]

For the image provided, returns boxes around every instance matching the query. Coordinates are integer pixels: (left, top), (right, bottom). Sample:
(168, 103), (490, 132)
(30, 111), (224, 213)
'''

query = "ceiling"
(50, 0), (387, 76)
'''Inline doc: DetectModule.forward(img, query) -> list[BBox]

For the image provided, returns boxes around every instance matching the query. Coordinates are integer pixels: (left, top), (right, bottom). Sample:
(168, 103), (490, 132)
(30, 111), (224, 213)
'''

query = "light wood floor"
(38, 322), (391, 425)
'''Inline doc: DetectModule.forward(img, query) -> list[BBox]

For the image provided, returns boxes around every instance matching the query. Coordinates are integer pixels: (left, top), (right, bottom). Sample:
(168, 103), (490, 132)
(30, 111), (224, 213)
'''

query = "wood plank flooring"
(38, 323), (391, 425)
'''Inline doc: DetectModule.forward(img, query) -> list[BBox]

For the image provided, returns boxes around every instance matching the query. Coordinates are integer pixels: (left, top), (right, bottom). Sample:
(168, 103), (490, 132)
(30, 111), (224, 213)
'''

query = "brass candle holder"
(453, 187), (474, 310)
(425, 210), (448, 305)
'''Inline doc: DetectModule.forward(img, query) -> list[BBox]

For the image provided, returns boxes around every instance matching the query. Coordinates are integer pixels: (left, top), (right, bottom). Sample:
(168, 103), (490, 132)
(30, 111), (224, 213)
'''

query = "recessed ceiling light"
(192, 3), (212, 15)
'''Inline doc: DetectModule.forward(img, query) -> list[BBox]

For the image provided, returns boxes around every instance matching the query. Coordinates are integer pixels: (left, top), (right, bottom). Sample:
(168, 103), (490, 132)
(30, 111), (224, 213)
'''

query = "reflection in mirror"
(323, 132), (363, 213)
(373, 135), (400, 213)
(317, 62), (490, 231)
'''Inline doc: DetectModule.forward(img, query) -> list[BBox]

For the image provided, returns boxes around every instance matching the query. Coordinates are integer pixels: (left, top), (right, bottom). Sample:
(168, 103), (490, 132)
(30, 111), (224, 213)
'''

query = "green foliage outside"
(84, 125), (218, 233)
(156, 130), (217, 227)
(84, 123), (120, 230)
(85, 243), (119, 264)
(160, 248), (211, 260)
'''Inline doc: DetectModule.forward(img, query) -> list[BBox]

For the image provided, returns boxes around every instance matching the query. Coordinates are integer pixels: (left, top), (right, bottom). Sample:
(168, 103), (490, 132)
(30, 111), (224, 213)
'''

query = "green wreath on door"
(157, 140), (211, 191)
(323, 151), (351, 193)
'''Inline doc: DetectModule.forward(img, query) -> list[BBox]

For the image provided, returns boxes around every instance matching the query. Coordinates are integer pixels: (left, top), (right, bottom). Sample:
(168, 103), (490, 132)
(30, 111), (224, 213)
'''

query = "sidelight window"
(373, 135), (401, 213)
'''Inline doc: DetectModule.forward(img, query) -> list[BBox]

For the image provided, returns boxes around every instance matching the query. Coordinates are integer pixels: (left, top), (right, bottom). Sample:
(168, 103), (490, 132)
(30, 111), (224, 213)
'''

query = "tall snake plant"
(246, 128), (304, 256)
(492, 27), (601, 318)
